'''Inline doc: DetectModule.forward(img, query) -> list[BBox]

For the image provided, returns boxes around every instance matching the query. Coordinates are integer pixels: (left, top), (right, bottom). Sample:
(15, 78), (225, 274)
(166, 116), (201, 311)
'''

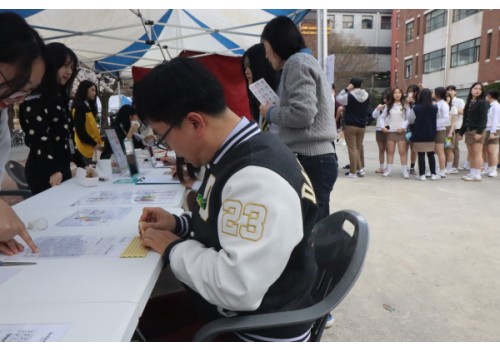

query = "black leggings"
(418, 151), (436, 176)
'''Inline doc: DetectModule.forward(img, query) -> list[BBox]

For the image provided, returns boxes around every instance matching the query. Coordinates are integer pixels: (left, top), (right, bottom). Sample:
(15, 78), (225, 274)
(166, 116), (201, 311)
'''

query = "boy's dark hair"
(486, 89), (499, 100)
(446, 85), (457, 91)
(133, 57), (226, 126)
(350, 78), (363, 88)
(434, 87), (447, 100)
(261, 16), (306, 61)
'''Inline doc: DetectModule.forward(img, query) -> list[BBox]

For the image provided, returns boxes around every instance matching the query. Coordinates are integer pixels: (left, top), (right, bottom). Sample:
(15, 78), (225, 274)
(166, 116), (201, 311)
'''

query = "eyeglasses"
(0, 69), (32, 101)
(154, 125), (174, 148)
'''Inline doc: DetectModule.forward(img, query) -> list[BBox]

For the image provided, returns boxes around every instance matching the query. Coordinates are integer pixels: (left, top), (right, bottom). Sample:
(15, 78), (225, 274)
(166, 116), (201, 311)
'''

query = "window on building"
(415, 56), (419, 76)
(452, 9), (480, 22)
(396, 12), (400, 28)
(395, 43), (399, 58)
(425, 9), (447, 34)
(329, 15), (335, 31)
(343, 15), (354, 29)
(362, 15), (373, 29)
(416, 17), (420, 37)
(406, 21), (414, 42)
(451, 38), (480, 67)
(405, 58), (413, 79)
(381, 16), (391, 30)
(486, 32), (492, 60)
(424, 49), (446, 73)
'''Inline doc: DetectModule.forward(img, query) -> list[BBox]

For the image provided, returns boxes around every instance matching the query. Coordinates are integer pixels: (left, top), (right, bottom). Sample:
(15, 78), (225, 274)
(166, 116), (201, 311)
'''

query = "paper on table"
(0, 323), (70, 342)
(71, 190), (181, 206)
(5, 235), (134, 259)
(56, 207), (132, 227)
(248, 78), (280, 107)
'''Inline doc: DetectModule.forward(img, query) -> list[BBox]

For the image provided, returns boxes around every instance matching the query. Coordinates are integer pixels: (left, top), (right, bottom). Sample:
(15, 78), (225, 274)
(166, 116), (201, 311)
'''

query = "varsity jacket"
(165, 120), (319, 341)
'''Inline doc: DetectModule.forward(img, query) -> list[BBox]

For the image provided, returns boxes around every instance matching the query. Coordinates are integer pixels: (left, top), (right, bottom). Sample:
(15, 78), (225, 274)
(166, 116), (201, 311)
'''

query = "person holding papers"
(258, 16), (337, 223)
(0, 12), (44, 254)
(133, 57), (318, 342)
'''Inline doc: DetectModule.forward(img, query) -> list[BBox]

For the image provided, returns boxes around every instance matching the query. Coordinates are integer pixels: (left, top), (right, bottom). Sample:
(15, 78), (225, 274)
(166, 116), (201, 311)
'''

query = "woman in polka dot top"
(19, 43), (86, 195)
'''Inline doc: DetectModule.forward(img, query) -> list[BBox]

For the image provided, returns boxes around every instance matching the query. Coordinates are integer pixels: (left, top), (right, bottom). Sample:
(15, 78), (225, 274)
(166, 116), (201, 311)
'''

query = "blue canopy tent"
(4, 9), (310, 77)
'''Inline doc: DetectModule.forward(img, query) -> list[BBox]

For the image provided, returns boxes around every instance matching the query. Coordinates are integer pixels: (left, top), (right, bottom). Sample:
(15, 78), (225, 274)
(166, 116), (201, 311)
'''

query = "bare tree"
(304, 32), (376, 89)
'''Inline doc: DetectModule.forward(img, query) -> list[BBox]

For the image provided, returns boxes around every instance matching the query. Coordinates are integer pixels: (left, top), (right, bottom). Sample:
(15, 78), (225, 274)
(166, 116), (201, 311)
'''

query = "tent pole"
(316, 9), (328, 72)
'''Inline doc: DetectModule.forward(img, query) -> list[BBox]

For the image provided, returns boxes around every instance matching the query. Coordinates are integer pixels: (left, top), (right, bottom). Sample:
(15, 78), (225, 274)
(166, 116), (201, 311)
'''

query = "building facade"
(392, 9), (500, 98)
(302, 9), (392, 90)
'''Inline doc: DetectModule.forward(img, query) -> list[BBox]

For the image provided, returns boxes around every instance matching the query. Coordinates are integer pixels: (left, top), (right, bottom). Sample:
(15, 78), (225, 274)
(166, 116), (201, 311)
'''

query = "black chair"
(193, 209), (370, 342)
(4, 160), (32, 198)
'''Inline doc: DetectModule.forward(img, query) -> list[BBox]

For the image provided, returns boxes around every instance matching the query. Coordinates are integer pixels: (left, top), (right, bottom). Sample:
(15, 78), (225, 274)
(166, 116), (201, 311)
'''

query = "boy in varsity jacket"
(133, 57), (319, 342)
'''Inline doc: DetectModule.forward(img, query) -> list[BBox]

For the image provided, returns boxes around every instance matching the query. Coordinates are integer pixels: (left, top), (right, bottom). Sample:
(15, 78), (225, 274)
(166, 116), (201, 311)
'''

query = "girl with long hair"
(458, 82), (489, 181)
(482, 89), (500, 177)
(407, 89), (439, 180)
(20, 43), (86, 194)
(380, 87), (410, 178)
(372, 91), (390, 173)
(433, 87), (450, 178)
(71, 80), (103, 162)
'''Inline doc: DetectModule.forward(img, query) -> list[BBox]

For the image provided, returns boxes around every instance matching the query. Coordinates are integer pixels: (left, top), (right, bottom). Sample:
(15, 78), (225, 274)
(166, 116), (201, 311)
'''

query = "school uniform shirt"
(166, 119), (319, 341)
(381, 103), (409, 131)
(451, 97), (466, 130)
(436, 99), (450, 131)
(487, 100), (500, 133)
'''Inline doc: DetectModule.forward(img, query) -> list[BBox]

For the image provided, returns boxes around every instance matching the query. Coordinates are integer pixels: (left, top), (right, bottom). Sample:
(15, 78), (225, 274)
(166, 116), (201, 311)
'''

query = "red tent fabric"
(131, 52), (251, 120)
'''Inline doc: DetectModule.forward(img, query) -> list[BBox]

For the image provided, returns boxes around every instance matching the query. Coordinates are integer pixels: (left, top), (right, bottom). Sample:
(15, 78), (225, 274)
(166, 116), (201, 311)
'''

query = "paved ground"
(3, 127), (499, 341)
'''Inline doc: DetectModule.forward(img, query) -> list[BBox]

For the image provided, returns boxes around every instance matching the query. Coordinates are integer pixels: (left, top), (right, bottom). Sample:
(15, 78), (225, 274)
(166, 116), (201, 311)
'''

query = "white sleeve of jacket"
(169, 165), (304, 311)
(336, 89), (349, 106)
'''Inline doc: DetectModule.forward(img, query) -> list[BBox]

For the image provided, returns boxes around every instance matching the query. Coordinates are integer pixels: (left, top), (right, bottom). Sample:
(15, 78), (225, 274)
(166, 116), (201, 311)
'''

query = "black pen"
(0, 261), (37, 266)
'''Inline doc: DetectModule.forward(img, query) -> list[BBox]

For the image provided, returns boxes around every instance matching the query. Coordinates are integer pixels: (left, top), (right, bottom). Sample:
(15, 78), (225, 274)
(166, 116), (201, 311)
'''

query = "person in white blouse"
(446, 85), (465, 173)
(483, 89), (499, 177)
(433, 87), (450, 178)
(380, 87), (410, 178)
(372, 92), (390, 173)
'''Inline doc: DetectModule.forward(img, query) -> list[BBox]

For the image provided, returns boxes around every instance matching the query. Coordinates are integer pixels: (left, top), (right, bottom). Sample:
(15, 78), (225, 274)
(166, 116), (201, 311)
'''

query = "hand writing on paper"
(140, 228), (180, 254)
(139, 207), (176, 234)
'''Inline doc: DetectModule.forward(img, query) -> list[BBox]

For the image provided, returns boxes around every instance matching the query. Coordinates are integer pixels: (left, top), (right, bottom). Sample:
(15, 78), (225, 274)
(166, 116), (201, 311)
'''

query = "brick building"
(392, 9), (500, 98)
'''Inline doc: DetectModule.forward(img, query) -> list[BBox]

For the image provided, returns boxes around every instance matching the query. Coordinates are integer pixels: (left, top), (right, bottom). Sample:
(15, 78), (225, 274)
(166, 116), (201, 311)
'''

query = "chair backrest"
(308, 209), (370, 341)
(192, 209), (369, 342)
(5, 160), (30, 191)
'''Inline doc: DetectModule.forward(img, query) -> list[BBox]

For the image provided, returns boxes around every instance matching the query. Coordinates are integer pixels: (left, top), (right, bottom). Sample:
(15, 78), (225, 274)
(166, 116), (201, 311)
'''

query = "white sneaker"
(430, 174), (441, 180)
(415, 175), (426, 181)
(449, 168), (459, 174)
(325, 314), (335, 329)
(357, 169), (365, 177)
(425, 171), (431, 177)
(382, 170), (391, 177)
(402, 169), (409, 179)
(438, 172), (446, 178)
(345, 172), (358, 178)
(462, 174), (481, 181)
(488, 170), (498, 177)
